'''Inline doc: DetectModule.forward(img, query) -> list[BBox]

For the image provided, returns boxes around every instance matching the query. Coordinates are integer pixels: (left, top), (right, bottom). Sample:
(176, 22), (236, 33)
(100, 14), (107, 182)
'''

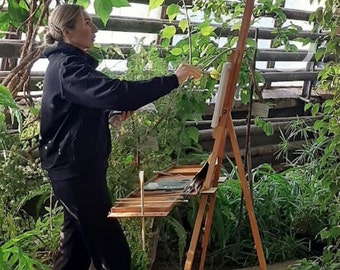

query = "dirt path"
(232, 260), (296, 270)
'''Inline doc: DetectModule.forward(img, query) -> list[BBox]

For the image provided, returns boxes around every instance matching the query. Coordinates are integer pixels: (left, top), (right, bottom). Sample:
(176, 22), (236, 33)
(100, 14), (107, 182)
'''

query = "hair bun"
(44, 31), (56, 45)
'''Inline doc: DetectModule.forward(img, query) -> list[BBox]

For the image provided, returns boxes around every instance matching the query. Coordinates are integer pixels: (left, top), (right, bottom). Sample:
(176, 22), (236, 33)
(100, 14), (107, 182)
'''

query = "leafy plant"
(99, 44), (207, 269)
(0, 201), (62, 270)
(154, 215), (187, 269)
(0, 231), (48, 270)
(180, 163), (331, 269)
(0, 85), (22, 138)
(101, 44), (207, 199)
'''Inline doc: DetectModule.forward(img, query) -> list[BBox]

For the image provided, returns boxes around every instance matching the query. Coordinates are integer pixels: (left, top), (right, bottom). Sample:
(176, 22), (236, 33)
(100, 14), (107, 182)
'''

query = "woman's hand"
(120, 111), (134, 121)
(174, 63), (202, 85)
(108, 111), (134, 128)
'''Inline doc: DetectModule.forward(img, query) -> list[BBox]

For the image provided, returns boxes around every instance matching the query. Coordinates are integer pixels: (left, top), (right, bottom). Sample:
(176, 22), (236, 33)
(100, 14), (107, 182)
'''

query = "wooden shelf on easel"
(108, 165), (202, 218)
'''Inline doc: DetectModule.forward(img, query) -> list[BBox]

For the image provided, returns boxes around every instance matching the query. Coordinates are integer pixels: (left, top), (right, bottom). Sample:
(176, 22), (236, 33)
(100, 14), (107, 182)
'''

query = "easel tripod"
(108, 0), (267, 269)
(184, 0), (267, 269)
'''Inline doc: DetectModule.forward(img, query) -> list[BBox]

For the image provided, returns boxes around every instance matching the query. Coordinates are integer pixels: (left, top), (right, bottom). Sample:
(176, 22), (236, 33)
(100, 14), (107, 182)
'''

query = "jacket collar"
(44, 42), (98, 68)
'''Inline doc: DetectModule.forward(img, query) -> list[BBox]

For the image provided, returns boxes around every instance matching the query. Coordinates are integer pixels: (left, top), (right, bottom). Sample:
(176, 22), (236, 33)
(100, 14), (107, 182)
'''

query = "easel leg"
(198, 192), (217, 270)
(198, 129), (227, 270)
(184, 194), (209, 270)
(227, 114), (267, 270)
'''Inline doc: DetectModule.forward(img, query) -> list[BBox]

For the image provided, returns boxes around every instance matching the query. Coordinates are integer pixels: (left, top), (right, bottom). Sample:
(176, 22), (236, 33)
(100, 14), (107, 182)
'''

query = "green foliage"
(93, 0), (129, 25)
(254, 116), (274, 136)
(0, 203), (62, 270)
(288, 248), (340, 270)
(149, 0), (164, 11)
(310, 0), (340, 53)
(0, 87), (46, 247)
(120, 218), (156, 270)
(253, 0), (286, 24)
(278, 45), (340, 270)
(100, 44), (206, 269)
(101, 44), (207, 199)
(1, 1), (338, 269)
(0, 0), (48, 37)
(32, 204), (64, 267)
(0, 84), (52, 268)
(186, 163), (331, 268)
(155, 214), (187, 268)
(0, 84), (22, 136)
(0, 231), (48, 270)
(0, 111), (46, 212)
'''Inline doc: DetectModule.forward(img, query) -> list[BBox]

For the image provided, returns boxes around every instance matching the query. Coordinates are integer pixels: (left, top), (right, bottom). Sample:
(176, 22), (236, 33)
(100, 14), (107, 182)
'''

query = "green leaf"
(319, 228), (330, 240)
(111, 0), (130, 7)
(322, 99), (334, 109)
(149, 0), (164, 10)
(330, 225), (340, 239)
(254, 116), (263, 127)
(229, 36), (238, 47)
(0, 84), (17, 108)
(94, 0), (112, 25)
(304, 102), (312, 111)
(160, 25), (176, 39)
(76, 0), (91, 8)
(7, 248), (19, 267)
(311, 104), (320, 116)
(0, 13), (10, 38)
(240, 89), (250, 104)
(94, 0), (130, 24)
(263, 122), (274, 136)
(170, 47), (183, 56)
(315, 48), (325, 61)
(200, 26), (216, 36)
(185, 126), (199, 143)
(197, 20), (211, 30)
(161, 38), (170, 48)
(246, 38), (257, 48)
(231, 21), (241, 31)
(8, 0), (29, 28)
(313, 120), (325, 130)
(178, 19), (187, 32)
(124, 154), (134, 164)
(166, 4), (180, 23)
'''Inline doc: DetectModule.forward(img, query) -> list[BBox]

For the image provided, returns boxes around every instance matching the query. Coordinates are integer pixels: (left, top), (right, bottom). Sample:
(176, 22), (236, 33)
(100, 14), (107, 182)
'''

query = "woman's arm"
(60, 56), (180, 111)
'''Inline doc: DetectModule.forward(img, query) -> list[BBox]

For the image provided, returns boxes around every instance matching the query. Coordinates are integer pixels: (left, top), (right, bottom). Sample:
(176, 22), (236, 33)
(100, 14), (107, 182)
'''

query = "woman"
(39, 4), (201, 270)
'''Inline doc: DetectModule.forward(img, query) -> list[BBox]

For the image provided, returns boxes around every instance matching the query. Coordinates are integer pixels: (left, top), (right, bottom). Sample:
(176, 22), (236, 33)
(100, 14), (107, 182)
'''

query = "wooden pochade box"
(108, 165), (202, 218)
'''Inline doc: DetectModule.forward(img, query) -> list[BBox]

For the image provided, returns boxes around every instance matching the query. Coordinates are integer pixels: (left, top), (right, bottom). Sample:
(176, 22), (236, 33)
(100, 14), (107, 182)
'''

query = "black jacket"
(39, 42), (179, 181)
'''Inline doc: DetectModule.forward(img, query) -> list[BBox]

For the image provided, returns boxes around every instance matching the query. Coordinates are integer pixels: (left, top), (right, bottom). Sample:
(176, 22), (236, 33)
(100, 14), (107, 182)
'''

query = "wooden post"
(139, 171), (146, 251)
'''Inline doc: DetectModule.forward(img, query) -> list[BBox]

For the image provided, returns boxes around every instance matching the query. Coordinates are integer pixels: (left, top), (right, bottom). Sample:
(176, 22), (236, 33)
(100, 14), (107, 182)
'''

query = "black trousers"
(50, 171), (131, 270)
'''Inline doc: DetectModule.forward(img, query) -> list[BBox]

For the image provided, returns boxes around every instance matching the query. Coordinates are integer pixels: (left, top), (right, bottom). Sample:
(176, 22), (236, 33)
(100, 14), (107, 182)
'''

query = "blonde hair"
(44, 4), (84, 45)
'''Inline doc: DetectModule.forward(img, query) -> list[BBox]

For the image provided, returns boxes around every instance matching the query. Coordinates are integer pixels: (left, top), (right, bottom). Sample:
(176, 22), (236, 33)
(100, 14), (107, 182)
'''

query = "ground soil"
(151, 260), (297, 270)
(233, 260), (296, 270)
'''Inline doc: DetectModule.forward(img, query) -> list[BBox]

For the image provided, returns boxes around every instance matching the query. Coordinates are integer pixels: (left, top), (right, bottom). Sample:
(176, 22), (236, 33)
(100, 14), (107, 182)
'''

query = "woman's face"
(63, 11), (98, 51)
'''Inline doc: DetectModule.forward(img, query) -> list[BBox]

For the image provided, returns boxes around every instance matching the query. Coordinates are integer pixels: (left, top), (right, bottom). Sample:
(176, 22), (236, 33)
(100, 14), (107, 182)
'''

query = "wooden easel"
(109, 1), (267, 268)
(183, 0), (267, 269)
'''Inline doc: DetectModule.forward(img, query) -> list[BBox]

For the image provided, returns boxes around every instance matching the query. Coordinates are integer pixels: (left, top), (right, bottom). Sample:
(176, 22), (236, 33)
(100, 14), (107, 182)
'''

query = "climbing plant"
(0, 0), (129, 100)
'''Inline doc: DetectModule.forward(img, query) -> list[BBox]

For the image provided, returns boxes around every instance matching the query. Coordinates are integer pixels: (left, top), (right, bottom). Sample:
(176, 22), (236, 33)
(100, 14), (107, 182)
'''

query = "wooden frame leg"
(198, 193), (217, 270)
(227, 115), (267, 270)
(184, 194), (208, 270)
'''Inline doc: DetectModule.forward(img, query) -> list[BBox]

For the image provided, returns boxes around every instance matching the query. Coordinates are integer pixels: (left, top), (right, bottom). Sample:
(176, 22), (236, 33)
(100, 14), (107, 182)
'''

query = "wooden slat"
(108, 165), (202, 218)
(257, 50), (315, 62)
(131, 0), (312, 21)
(262, 71), (318, 82)
(0, 41), (324, 62)
(108, 211), (169, 217)
(166, 165), (201, 175)
(92, 16), (326, 41)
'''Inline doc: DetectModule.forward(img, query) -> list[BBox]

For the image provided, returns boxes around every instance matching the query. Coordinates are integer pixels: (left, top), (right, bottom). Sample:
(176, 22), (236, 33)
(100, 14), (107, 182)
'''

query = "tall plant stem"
(182, 0), (192, 65)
